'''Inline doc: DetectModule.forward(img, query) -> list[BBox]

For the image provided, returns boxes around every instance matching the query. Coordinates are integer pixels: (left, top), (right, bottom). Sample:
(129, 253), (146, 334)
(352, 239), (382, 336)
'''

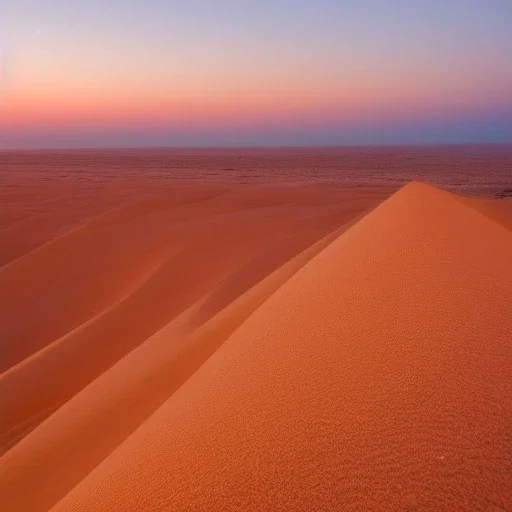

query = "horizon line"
(1, 142), (511, 153)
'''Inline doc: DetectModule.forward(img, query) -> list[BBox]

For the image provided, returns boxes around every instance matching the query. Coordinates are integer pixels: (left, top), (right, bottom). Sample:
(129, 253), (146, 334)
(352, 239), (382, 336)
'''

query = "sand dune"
(0, 181), (385, 481)
(0, 176), (510, 511)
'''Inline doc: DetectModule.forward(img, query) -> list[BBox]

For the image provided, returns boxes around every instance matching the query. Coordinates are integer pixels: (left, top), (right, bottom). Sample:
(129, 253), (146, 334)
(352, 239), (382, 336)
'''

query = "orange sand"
(0, 169), (511, 511)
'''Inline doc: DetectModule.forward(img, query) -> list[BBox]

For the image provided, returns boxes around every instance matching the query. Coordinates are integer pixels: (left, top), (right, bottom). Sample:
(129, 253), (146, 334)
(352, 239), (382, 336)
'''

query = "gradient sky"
(1, 0), (511, 148)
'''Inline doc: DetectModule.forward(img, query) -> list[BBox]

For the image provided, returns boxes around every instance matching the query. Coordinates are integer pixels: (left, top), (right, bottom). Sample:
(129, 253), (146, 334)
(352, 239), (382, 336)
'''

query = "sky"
(1, 0), (511, 148)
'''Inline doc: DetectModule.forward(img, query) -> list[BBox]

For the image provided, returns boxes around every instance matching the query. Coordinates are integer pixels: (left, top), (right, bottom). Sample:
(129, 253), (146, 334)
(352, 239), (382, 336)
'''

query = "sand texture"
(0, 165), (511, 511)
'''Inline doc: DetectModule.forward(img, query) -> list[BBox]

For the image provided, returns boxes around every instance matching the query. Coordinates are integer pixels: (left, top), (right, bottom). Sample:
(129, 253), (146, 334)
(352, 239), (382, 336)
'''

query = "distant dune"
(0, 165), (511, 511)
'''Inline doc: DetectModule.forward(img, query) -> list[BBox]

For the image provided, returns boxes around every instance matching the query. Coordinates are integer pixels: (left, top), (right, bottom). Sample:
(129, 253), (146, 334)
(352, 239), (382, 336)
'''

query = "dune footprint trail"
(1, 182), (511, 511)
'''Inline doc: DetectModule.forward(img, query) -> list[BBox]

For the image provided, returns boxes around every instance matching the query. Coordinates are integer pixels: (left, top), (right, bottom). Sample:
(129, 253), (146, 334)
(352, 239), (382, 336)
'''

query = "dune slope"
(1, 180), (511, 512)
(39, 182), (512, 512)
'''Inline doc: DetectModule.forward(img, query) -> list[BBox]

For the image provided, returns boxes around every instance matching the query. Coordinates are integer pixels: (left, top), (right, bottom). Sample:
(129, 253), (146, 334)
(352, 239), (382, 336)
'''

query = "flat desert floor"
(0, 147), (511, 511)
